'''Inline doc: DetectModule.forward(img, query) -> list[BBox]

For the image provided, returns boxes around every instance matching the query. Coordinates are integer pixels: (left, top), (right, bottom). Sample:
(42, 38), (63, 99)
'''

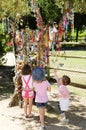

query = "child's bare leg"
(39, 107), (45, 126)
(23, 98), (28, 116)
(28, 98), (33, 116)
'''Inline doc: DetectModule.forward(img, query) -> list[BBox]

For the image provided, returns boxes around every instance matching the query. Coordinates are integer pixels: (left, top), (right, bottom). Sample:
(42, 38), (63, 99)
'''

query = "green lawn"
(50, 51), (86, 86)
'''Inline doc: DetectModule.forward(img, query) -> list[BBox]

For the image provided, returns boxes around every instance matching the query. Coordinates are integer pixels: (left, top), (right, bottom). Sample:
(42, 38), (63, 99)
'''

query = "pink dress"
(22, 75), (34, 98)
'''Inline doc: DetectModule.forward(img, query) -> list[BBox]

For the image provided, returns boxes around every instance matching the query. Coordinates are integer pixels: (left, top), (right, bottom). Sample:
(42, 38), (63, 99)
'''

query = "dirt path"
(0, 91), (86, 130)
(0, 65), (86, 130)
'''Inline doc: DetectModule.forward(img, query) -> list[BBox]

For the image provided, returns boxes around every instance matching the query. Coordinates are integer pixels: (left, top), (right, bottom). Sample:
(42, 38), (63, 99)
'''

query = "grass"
(50, 51), (86, 69)
(69, 85), (86, 97)
(71, 30), (86, 41)
(79, 30), (86, 37)
(50, 50), (86, 86)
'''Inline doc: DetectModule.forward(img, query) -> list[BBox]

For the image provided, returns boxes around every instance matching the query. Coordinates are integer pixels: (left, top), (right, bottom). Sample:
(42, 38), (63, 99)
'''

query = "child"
(21, 64), (34, 118)
(54, 69), (71, 123)
(32, 66), (51, 130)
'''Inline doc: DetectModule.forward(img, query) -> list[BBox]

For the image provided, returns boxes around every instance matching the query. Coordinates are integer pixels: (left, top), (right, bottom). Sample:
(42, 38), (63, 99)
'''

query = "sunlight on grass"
(69, 85), (86, 97)
(50, 51), (86, 86)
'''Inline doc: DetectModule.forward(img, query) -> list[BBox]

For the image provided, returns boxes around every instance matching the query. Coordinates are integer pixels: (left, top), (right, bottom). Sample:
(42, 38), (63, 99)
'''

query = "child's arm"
(46, 80), (51, 92)
(53, 93), (58, 98)
(54, 69), (58, 81)
(53, 93), (63, 98)
(47, 85), (51, 92)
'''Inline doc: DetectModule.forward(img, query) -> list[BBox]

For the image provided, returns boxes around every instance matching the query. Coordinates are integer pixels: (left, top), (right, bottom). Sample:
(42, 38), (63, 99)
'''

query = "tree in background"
(0, 0), (30, 19)
(74, 13), (86, 42)
(38, 0), (62, 24)
(73, 0), (86, 13)
(54, 0), (86, 41)
(54, 0), (86, 13)
(0, 0), (86, 59)
(0, 0), (30, 57)
(73, 0), (86, 41)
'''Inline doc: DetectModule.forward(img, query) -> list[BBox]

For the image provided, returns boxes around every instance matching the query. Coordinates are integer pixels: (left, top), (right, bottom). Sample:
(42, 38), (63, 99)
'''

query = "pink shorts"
(22, 90), (34, 98)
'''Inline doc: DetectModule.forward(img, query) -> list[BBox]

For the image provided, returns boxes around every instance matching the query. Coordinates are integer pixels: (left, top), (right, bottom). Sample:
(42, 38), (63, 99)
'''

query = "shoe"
(58, 113), (65, 120)
(60, 117), (69, 124)
(41, 126), (46, 130)
(58, 113), (69, 124)
(25, 115), (29, 118)
(28, 113), (34, 118)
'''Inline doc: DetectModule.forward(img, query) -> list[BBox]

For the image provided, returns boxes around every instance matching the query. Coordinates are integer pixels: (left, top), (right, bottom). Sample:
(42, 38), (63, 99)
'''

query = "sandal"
(25, 115), (29, 118)
(28, 113), (34, 118)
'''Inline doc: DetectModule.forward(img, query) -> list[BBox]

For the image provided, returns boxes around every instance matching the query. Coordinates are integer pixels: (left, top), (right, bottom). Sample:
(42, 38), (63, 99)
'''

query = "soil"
(0, 66), (86, 130)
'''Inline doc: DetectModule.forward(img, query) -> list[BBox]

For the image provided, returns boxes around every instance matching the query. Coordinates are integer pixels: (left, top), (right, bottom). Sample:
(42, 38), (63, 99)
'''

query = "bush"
(61, 43), (86, 50)
(0, 24), (13, 57)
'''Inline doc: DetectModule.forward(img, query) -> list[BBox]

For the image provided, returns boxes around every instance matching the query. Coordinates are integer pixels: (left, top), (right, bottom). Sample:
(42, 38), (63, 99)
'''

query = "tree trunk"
(8, 76), (23, 108)
(45, 25), (50, 78)
(8, 92), (23, 107)
(76, 28), (79, 42)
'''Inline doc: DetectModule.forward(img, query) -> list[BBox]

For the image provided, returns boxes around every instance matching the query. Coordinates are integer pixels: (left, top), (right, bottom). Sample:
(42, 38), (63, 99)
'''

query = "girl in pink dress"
(32, 66), (51, 130)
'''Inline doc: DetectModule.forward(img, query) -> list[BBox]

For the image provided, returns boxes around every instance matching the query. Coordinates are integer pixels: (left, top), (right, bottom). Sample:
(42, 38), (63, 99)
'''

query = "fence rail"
(48, 67), (86, 74)
(47, 67), (86, 89)
(50, 54), (86, 59)
(60, 42), (86, 44)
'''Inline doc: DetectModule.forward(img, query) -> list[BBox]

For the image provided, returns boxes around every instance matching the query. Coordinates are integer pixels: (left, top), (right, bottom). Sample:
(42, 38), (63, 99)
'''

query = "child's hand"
(54, 69), (58, 80)
(54, 69), (57, 73)
(52, 93), (58, 98)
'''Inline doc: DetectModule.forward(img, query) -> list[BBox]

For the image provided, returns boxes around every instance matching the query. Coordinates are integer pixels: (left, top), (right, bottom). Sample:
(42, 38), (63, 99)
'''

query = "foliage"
(61, 43), (86, 50)
(19, 15), (37, 30)
(54, 0), (86, 14)
(0, 0), (85, 58)
(73, 0), (86, 13)
(0, 0), (30, 19)
(74, 13), (86, 41)
(0, 0), (31, 58)
(74, 13), (86, 30)
(0, 24), (13, 57)
(79, 29), (86, 37)
(38, 0), (62, 23)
